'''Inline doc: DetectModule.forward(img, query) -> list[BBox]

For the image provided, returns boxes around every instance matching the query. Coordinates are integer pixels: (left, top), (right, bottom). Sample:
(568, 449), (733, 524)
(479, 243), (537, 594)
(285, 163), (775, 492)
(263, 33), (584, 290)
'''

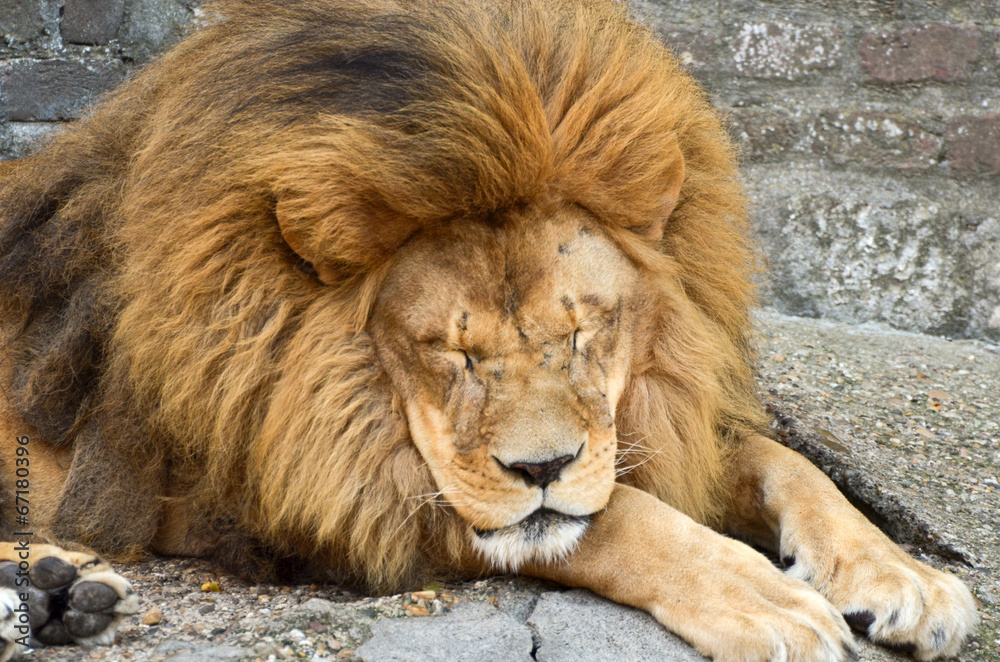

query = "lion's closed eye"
(573, 328), (602, 351)
(443, 349), (475, 372)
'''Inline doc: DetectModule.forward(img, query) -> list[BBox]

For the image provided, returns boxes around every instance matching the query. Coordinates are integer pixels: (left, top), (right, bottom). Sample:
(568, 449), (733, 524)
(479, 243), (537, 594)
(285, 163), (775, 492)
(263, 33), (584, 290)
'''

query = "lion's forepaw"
(783, 535), (978, 661)
(838, 565), (977, 662)
(0, 545), (139, 657)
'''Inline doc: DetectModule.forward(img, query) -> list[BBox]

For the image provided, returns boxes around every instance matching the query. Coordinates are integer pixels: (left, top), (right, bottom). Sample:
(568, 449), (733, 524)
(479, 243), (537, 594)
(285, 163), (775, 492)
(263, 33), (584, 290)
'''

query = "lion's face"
(370, 204), (641, 569)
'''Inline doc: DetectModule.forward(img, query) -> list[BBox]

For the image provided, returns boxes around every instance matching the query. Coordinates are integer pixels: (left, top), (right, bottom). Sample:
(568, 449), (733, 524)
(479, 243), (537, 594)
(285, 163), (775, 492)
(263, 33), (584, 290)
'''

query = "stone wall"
(0, 0), (200, 155)
(633, 1), (1000, 341)
(1, 0), (998, 340)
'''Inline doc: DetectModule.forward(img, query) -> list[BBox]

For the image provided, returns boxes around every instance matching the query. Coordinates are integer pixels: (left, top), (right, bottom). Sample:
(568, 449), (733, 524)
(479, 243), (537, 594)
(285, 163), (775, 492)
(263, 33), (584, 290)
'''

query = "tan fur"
(0, 1), (977, 660)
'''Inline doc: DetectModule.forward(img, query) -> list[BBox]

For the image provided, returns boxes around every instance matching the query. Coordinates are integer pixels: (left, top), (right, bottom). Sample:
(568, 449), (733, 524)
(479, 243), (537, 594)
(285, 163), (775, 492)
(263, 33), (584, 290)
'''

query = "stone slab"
(528, 590), (708, 662)
(357, 601), (534, 662)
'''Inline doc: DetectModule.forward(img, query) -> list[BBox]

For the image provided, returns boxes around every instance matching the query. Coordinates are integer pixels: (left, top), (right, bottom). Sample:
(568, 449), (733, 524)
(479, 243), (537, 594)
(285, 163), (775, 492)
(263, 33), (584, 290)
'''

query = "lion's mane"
(0, 0), (765, 590)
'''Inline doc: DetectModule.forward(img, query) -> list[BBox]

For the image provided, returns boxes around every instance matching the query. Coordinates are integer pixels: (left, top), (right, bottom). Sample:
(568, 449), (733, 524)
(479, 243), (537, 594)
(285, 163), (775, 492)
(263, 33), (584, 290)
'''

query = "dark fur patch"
(504, 285), (521, 316)
(0, 152), (117, 447)
(261, 17), (437, 119)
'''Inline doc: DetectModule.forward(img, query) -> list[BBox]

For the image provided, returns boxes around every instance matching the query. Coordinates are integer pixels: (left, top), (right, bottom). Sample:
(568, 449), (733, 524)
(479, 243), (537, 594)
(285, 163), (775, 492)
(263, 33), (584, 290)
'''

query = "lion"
(0, 0), (978, 660)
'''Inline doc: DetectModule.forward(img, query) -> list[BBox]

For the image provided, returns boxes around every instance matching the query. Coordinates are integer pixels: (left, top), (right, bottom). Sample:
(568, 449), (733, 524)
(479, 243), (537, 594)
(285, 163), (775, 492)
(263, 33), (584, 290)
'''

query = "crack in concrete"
(767, 400), (974, 566)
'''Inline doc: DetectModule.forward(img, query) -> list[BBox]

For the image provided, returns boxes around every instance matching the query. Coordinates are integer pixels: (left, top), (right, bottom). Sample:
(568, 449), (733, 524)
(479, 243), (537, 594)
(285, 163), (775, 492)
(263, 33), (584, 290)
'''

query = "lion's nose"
(498, 454), (575, 488)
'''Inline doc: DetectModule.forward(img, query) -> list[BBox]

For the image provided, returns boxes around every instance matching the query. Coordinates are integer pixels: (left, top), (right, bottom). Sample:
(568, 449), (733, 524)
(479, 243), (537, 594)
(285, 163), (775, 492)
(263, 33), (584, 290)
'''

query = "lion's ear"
(563, 132), (686, 244)
(274, 207), (344, 285)
(632, 143), (686, 243)
(275, 194), (422, 285)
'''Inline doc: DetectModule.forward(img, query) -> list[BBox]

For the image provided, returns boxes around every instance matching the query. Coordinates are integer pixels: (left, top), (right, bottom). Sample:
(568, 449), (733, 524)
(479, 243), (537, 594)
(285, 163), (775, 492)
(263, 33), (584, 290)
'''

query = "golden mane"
(0, 0), (764, 591)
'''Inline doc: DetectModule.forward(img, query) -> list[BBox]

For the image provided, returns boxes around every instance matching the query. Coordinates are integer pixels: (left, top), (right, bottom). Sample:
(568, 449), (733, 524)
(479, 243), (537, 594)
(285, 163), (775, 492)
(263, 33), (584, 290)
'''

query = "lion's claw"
(843, 610), (876, 635)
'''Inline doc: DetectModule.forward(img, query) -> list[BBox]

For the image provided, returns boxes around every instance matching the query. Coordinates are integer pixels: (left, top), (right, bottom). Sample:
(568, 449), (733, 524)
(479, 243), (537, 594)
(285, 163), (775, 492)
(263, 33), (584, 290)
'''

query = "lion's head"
(370, 207), (641, 568)
(0, 0), (767, 590)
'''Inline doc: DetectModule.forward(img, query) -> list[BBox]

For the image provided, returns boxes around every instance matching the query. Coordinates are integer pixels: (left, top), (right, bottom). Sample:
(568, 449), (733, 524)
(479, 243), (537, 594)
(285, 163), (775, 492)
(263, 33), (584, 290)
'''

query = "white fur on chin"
(470, 515), (589, 572)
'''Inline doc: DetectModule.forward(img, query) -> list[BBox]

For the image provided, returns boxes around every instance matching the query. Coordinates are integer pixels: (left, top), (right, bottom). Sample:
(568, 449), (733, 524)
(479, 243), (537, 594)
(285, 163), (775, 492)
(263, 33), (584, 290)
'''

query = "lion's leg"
(0, 408), (72, 537)
(523, 484), (855, 662)
(724, 434), (978, 660)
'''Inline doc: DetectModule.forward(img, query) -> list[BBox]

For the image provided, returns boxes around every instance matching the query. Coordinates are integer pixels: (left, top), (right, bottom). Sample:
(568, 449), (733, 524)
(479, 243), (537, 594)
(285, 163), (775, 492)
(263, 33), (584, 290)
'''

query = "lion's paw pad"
(0, 553), (138, 655)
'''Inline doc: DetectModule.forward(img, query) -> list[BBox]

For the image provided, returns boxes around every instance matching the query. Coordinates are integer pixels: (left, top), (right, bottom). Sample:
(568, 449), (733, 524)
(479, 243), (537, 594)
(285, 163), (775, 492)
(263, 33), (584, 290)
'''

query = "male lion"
(0, 0), (978, 660)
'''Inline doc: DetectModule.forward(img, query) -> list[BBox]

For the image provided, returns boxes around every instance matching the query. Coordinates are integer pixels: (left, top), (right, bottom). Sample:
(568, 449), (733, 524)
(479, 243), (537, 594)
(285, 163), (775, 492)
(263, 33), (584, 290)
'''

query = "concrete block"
(748, 168), (999, 338)
(61, 0), (127, 45)
(732, 22), (842, 80)
(656, 25), (720, 71)
(727, 107), (798, 163)
(527, 590), (707, 662)
(0, 57), (126, 121)
(810, 111), (942, 170)
(0, 0), (53, 49)
(860, 25), (981, 83)
(357, 601), (534, 662)
(0, 121), (61, 159)
(119, 0), (199, 64)
(946, 114), (1000, 176)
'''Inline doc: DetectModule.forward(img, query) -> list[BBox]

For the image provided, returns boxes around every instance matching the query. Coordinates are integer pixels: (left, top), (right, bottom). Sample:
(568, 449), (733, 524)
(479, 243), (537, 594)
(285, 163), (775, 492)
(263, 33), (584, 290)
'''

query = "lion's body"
(0, 1), (979, 660)
(0, 0), (759, 588)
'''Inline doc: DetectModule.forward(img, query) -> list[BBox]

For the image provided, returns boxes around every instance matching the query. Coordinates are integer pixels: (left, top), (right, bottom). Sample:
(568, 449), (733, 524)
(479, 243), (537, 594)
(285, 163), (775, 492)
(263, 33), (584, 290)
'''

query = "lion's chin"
(470, 508), (591, 572)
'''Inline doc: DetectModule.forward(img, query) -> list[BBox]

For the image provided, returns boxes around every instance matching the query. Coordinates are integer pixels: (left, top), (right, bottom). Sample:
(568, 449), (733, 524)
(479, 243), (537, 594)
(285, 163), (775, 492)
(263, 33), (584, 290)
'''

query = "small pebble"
(404, 604), (429, 617)
(142, 608), (162, 625)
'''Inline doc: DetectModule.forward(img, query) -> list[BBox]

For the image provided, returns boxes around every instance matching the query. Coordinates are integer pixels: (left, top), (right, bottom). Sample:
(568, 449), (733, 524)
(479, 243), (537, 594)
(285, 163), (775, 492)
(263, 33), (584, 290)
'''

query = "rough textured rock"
(0, 58), (126, 121)
(152, 641), (250, 661)
(0, 121), (59, 159)
(61, 0), (126, 45)
(749, 165), (1000, 340)
(528, 590), (708, 662)
(0, 0), (59, 52)
(732, 22), (842, 80)
(946, 114), (1000, 176)
(655, 25), (720, 71)
(727, 107), (798, 162)
(860, 25), (982, 84)
(809, 111), (942, 170)
(119, 0), (202, 64)
(356, 601), (534, 662)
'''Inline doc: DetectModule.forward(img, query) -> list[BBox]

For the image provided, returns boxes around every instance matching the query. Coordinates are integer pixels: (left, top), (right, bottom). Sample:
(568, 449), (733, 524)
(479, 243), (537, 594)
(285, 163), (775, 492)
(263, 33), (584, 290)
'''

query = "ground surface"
(27, 312), (1000, 662)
